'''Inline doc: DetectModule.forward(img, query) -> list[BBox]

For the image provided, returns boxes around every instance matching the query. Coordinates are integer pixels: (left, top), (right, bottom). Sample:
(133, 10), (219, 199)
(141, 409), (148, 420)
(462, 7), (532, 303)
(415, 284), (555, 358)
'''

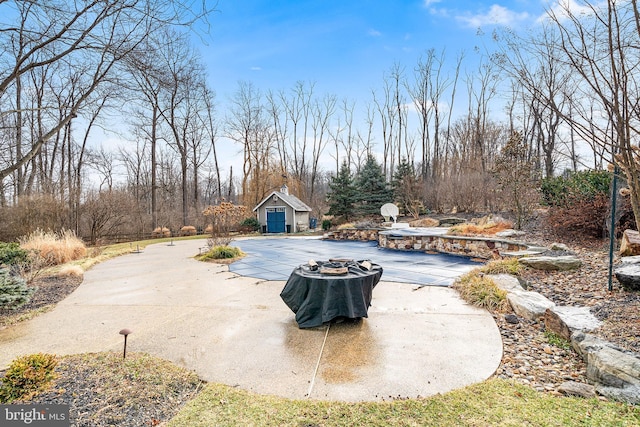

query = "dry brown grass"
(58, 265), (84, 277)
(152, 227), (171, 238)
(453, 270), (510, 312)
(19, 229), (87, 266)
(180, 225), (197, 236)
(448, 221), (513, 236)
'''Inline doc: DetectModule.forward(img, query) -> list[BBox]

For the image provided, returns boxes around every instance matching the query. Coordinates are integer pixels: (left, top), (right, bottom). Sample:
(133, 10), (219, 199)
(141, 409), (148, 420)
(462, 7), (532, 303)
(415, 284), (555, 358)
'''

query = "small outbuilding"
(253, 184), (312, 233)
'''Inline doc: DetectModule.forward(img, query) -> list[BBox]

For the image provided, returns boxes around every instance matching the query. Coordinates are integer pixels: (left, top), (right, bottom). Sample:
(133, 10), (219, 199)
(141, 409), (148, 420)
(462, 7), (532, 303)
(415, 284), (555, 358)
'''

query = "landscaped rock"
(489, 274), (525, 292)
(572, 332), (640, 391)
(495, 229), (526, 238)
(558, 381), (596, 398)
(506, 290), (555, 321)
(550, 242), (570, 251)
(544, 306), (602, 341)
(595, 385), (640, 405)
(504, 313), (519, 324)
(438, 217), (466, 226)
(619, 229), (640, 256)
(614, 264), (640, 291)
(518, 255), (582, 271)
(409, 217), (440, 227)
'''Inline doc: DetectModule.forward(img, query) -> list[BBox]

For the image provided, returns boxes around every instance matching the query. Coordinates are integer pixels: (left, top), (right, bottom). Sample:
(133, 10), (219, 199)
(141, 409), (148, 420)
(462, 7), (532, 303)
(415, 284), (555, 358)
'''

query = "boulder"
(507, 290), (555, 321)
(438, 217), (467, 226)
(518, 255), (582, 271)
(595, 385), (640, 404)
(572, 333), (640, 388)
(489, 274), (525, 292)
(558, 381), (596, 398)
(495, 229), (526, 238)
(620, 255), (640, 264)
(544, 306), (602, 341)
(619, 229), (640, 256)
(550, 242), (570, 251)
(409, 217), (440, 227)
(614, 264), (640, 291)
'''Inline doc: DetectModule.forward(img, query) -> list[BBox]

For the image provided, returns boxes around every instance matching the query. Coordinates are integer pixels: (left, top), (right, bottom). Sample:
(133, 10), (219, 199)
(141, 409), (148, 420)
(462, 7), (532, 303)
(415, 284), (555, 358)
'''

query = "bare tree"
(0, 0), (212, 187)
(497, 1), (640, 227)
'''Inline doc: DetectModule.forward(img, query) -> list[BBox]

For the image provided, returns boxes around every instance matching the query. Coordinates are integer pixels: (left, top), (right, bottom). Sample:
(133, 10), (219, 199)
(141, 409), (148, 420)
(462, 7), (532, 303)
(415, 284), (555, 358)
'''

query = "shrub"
(0, 353), (58, 403)
(453, 270), (509, 312)
(337, 222), (355, 230)
(19, 229), (87, 266)
(0, 242), (29, 266)
(547, 192), (611, 238)
(480, 258), (524, 276)
(448, 221), (513, 236)
(197, 245), (244, 261)
(240, 217), (261, 232)
(541, 170), (611, 207)
(179, 225), (197, 236)
(322, 219), (332, 231)
(0, 268), (35, 309)
(152, 227), (171, 238)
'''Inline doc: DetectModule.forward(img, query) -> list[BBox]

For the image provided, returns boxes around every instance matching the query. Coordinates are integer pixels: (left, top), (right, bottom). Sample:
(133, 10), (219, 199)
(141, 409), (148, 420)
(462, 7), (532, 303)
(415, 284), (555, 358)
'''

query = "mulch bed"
(0, 274), (83, 326)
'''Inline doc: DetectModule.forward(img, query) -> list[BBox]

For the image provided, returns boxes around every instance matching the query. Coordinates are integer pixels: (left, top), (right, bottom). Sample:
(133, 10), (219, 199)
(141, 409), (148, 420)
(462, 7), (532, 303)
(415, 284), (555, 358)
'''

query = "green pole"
(608, 166), (619, 292)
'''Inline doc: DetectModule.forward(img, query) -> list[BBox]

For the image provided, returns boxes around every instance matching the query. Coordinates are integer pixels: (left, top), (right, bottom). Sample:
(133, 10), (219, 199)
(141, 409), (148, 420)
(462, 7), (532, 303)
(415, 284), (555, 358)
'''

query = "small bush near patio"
(197, 245), (244, 262)
(453, 270), (509, 311)
(0, 353), (58, 403)
(479, 258), (524, 276)
(19, 229), (86, 266)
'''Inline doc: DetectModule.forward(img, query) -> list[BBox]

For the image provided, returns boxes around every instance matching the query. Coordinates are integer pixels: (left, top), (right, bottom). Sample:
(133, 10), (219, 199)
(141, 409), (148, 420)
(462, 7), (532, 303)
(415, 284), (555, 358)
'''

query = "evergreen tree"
(327, 161), (357, 220)
(0, 269), (34, 310)
(355, 155), (392, 216)
(392, 158), (424, 219)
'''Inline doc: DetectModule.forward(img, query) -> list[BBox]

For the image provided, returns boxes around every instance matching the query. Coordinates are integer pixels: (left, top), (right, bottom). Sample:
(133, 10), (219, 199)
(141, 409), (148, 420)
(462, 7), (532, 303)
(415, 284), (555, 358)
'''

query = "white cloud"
(539, 0), (601, 23)
(456, 4), (530, 28)
(423, 0), (442, 6)
(368, 28), (382, 37)
(250, 66), (262, 71)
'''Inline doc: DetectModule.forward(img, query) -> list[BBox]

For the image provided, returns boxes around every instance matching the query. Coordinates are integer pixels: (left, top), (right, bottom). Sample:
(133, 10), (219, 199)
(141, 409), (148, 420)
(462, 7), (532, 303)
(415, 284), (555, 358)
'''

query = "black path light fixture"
(119, 328), (132, 360)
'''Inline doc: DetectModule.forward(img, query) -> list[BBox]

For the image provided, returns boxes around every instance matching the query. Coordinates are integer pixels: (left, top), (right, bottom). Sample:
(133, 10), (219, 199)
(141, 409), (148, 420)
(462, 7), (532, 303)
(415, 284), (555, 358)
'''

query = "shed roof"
(253, 190), (312, 212)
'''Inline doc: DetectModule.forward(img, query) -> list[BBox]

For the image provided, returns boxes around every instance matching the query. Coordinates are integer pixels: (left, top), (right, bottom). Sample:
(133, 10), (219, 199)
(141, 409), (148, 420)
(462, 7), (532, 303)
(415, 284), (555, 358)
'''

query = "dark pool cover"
(280, 260), (383, 328)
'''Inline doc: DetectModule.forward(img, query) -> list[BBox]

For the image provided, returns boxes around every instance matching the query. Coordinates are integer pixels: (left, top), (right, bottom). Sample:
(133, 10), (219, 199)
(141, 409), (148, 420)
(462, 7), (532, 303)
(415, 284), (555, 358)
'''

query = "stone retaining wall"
(324, 228), (530, 259)
(324, 228), (381, 241)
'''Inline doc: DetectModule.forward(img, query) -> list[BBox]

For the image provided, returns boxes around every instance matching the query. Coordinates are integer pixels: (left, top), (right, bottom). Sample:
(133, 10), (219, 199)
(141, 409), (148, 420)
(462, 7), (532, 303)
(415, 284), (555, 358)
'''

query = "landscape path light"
(119, 328), (132, 360)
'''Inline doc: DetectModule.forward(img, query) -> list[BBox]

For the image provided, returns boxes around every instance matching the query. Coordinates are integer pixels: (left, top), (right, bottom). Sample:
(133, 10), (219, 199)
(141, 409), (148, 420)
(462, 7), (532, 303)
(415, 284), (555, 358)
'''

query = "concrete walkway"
(0, 239), (502, 402)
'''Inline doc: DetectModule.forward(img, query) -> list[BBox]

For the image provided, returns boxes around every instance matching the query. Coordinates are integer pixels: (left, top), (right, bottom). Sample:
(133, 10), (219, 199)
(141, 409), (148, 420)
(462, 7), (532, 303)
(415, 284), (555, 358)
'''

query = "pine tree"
(355, 155), (392, 216)
(392, 158), (424, 218)
(327, 160), (357, 220)
(0, 269), (34, 310)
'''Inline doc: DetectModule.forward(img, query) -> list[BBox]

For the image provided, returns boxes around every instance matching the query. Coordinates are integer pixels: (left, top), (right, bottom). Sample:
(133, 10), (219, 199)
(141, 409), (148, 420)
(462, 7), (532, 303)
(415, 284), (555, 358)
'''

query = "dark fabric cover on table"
(280, 260), (383, 328)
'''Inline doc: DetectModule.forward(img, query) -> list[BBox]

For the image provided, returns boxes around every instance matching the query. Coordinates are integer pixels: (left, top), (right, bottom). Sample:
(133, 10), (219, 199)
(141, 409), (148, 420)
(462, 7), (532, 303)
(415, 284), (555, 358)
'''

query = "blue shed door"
(266, 208), (285, 233)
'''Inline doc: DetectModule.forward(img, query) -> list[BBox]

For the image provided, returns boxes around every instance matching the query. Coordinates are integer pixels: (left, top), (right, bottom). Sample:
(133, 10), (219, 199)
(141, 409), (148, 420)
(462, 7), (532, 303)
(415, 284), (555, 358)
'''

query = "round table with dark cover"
(280, 260), (383, 329)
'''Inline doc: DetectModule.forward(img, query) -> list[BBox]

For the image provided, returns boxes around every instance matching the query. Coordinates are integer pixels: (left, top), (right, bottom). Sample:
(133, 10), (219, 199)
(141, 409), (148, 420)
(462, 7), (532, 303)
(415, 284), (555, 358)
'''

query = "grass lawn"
(168, 379), (639, 427)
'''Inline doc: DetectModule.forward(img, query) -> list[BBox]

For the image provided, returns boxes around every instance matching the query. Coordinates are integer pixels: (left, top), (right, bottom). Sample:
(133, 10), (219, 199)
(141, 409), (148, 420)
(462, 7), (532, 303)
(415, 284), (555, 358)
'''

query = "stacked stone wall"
(324, 228), (529, 259)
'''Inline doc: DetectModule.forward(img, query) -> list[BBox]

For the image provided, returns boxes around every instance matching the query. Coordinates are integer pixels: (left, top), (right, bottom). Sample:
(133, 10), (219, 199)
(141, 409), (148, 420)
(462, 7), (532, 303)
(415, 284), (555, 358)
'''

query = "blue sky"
(201, 0), (552, 104)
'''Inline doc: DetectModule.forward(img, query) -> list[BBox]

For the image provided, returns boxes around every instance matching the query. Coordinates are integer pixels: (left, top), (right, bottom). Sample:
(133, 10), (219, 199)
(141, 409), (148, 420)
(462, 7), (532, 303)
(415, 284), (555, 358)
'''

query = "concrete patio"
(0, 238), (503, 402)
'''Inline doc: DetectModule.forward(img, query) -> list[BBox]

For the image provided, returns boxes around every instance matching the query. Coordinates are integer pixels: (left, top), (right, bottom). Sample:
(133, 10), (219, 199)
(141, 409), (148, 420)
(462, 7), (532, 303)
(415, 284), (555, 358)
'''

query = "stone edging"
(490, 274), (640, 404)
(324, 227), (545, 259)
